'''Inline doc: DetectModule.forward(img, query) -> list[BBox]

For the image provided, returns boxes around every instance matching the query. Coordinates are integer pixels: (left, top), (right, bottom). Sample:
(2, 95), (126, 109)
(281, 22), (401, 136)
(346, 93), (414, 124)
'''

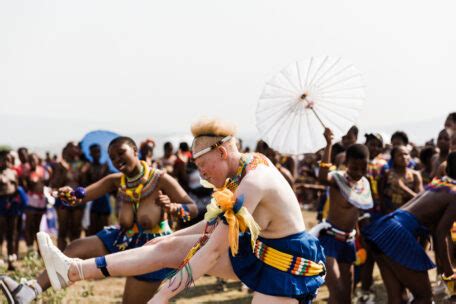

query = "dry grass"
(1, 210), (452, 303)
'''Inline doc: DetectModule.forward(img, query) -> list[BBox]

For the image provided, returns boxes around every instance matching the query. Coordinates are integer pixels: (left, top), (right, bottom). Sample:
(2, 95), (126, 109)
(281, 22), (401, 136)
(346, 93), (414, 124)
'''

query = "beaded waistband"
(254, 240), (325, 277)
(322, 226), (356, 242)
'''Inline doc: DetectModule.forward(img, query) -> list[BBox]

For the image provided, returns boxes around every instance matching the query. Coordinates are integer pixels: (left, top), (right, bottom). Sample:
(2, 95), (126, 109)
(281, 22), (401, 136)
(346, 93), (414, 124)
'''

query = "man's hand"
(324, 128), (334, 146)
(147, 290), (170, 304)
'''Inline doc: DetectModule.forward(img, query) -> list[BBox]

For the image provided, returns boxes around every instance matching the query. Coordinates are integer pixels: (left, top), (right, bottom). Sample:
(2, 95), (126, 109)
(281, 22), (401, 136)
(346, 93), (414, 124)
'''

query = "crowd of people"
(0, 112), (455, 303)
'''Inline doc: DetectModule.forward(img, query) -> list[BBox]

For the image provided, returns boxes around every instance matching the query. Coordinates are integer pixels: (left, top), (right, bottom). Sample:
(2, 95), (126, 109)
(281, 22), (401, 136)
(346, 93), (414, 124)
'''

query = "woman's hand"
(156, 191), (171, 207)
(53, 186), (83, 206)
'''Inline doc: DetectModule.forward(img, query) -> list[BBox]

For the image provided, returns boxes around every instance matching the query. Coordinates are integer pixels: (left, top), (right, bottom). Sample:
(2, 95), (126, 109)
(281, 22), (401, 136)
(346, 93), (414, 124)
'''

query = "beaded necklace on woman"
(117, 161), (161, 209)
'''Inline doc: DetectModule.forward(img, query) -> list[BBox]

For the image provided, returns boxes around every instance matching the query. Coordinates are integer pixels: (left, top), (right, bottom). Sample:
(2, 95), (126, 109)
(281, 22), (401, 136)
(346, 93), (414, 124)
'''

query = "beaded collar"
(425, 176), (456, 194)
(224, 153), (269, 192)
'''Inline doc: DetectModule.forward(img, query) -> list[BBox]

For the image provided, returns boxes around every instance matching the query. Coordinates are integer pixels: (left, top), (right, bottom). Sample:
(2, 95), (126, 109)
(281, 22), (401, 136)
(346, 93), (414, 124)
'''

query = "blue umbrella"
(80, 130), (120, 172)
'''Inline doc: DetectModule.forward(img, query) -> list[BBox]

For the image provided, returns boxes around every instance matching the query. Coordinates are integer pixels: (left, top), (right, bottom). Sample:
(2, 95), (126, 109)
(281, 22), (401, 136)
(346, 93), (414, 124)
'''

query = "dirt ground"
(1, 210), (453, 303)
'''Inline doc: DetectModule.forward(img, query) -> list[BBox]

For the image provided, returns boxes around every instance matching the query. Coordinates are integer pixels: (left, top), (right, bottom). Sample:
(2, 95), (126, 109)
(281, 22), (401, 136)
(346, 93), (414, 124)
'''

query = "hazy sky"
(1, 0), (455, 148)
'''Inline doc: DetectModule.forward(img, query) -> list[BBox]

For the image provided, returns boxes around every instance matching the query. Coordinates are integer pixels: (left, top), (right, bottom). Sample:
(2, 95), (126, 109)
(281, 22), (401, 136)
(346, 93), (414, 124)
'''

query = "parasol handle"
(310, 108), (326, 129)
(301, 94), (326, 128)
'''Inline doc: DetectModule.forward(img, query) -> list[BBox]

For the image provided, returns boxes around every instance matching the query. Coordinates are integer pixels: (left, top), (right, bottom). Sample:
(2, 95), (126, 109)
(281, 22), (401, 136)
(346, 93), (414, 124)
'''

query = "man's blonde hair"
(191, 118), (237, 138)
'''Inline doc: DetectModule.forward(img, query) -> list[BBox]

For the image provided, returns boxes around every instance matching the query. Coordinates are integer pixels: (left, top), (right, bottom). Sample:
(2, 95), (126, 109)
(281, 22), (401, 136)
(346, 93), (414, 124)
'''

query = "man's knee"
(154, 236), (179, 268)
(155, 236), (175, 251)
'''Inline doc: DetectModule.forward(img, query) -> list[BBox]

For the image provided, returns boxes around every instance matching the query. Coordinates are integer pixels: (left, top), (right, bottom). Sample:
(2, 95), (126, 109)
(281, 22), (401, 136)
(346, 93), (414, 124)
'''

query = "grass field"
(1, 210), (452, 303)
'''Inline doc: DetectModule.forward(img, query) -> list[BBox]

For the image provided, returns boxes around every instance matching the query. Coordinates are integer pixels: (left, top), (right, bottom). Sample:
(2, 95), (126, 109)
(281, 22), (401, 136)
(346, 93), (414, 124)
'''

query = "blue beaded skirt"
(230, 231), (325, 301)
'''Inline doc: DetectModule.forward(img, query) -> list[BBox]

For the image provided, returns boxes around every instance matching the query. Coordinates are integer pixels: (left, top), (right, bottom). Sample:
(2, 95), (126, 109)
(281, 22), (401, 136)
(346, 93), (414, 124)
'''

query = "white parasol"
(256, 56), (366, 155)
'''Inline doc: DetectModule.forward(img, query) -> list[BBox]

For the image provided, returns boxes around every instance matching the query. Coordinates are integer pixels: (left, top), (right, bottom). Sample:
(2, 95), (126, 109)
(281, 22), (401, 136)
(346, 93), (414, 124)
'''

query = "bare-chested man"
(363, 151), (456, 303)
(312, 128), (373, 303)
(30, 119), (326, 304)
(0, 137), (198, 304)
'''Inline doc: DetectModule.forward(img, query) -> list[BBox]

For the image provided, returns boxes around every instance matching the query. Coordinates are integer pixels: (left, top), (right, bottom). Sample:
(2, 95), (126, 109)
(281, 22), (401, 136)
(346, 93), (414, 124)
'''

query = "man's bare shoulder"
(238, 165), (272, 192)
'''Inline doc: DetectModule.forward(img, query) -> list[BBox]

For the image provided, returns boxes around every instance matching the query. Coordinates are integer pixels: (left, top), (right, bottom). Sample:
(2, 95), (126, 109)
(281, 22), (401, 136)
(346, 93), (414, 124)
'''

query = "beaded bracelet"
(442, 273), (456, 281)
(61, 187), (86, 207)
(319, 162), (333, 169)
(178, 204), (191, 223)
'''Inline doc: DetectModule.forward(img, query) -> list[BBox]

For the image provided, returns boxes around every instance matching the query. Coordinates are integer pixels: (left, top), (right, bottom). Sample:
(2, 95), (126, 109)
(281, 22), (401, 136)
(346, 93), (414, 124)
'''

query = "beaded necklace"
(425, 176), (456, 194)
(224, 153), (269, 192)
(125, 163), (145, 187)
(118, 161), (152, 208)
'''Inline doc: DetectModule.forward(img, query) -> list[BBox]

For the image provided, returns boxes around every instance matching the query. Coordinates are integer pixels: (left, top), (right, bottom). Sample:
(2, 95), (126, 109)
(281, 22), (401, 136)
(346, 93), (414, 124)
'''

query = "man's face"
(444, 117), (456, 132)
(346, 158), (368, 181)
(193, 143), (229, 189)
(366, 138), (383, 159)
(142, 143), (154, 158)
(164, 144), (173, 155)
(391, 137), (405, 148)
(66, 142), (81, 160)
(29, 154), (39, 169)
(18, 149), (28, 164)
(450, 134), (456, 153)
(90, 146), (101, 163)
(342, 133), (357, 148)
(437, 130), (450, 153)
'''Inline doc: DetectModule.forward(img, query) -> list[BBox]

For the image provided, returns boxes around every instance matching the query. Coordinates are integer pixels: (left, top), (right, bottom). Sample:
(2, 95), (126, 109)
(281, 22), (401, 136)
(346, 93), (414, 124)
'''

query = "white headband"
(192, 136), (232, 159)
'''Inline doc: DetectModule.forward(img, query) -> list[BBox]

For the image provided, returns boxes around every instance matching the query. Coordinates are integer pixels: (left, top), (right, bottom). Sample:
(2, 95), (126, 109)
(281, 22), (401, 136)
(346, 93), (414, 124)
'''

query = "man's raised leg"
(38, 232), (201, 287)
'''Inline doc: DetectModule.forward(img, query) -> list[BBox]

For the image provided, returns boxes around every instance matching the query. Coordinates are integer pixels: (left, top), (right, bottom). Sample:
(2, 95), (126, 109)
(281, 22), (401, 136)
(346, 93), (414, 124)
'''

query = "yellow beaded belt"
(254, 240), (325, 276)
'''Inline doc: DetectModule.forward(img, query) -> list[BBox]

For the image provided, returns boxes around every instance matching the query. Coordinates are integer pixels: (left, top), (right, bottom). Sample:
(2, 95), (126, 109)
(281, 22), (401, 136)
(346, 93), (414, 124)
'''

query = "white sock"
(73, 259), (85, 281)
(26, 279), (43, 295)
(2, 277), (38, 304)
(16, 284), (37, 304)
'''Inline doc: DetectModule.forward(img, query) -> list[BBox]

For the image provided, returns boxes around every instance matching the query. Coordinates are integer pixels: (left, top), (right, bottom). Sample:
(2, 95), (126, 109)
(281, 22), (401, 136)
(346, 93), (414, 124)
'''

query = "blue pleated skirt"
(318, 234), (356, 264)
(230, 231), (325, 301)
(363, 209), (435, 271)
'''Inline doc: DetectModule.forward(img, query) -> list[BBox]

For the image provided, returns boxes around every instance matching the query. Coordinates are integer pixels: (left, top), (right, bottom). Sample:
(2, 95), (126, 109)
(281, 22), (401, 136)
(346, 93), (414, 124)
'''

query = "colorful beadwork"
(225, 153), (269, 192)
(117, 161), (162, 205)
(425, 176), (456, 194)
(178, 205), (191, 223)
(254, 240), (325, 276)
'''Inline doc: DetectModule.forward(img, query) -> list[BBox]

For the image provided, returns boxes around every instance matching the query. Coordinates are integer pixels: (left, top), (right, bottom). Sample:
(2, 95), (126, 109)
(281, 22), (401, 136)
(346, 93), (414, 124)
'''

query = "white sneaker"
(357, 290), (376, 304)
(0, 276), (37, 304)
(433, 277), (447, 295)
(36, 232), (75, 290)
